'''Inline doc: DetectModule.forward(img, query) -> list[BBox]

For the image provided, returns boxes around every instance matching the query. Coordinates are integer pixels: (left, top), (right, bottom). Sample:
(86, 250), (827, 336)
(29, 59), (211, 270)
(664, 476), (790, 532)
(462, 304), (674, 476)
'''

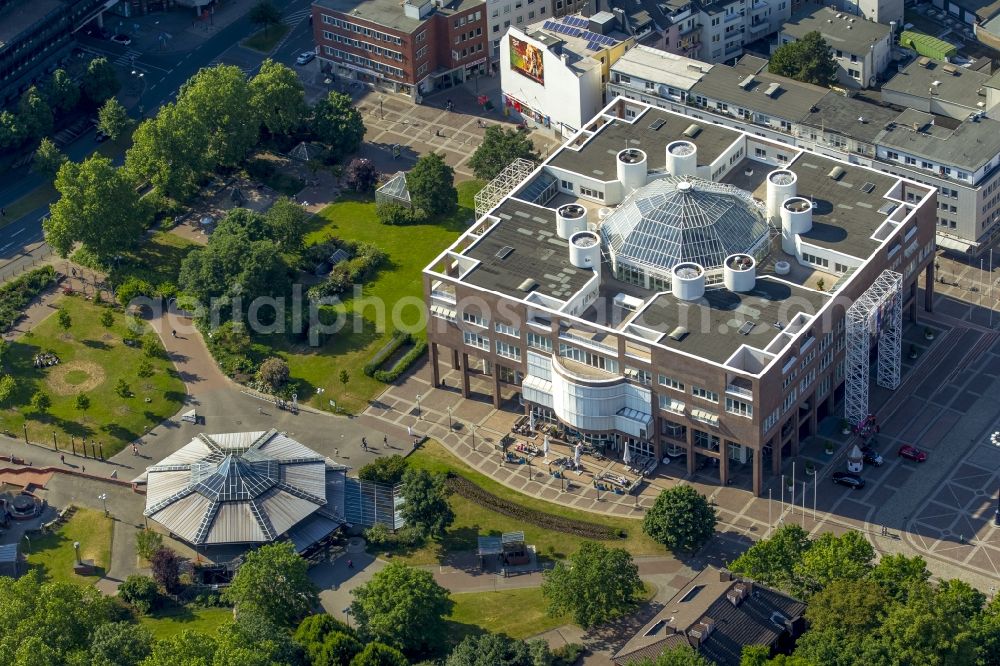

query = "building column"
(752, 449), (763, 497)
(825, 389), (836, 417)
(924, 262), (935, 313)
(461, 353), (471, 399)
(686, 428), (696, 476)
(719, 443), (730, 486)
(430, 343), (441, 387)
(808, 399), (819, 439)
(771, 434), (783, 477)
(790, 422), (800, 459)
(493, 365), (502, 409)
(451, 348), (460, 370)
(909, 281), (918, 322)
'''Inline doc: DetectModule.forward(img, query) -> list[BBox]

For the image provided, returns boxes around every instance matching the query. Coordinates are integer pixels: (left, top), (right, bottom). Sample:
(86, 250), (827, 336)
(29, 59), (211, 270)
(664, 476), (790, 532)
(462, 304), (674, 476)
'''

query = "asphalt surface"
(0, 0), (318, 279)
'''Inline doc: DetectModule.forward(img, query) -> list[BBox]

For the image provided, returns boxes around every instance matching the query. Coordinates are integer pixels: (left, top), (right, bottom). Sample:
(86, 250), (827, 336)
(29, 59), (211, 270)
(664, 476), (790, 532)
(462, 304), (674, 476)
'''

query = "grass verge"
(0, 182), (57, 230)
(274, 180), (482, 412)
(25, 507), (112, 584)
(371, 440), (664, 566)
(2, 295), (186, 456)
(447, 587), (570, 640)
(140, 604), (233, 640)
(240, 23), (291, 53)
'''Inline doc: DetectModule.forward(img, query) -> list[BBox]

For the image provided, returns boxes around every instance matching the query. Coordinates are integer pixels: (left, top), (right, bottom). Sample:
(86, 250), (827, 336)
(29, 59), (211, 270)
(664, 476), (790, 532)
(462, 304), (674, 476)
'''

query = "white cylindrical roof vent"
(766, 169), (797, 222)
(774, 260), (791, 276)
(672, 262), (705, 301)
(724, 254), (757, 293)
(666, 140), (697, 178)
(598, 207), (613, 221)
(781, 196), (813, 254)
(568, 230), (601, 274)
(556, 203), (588, 239)
(617, 148), (648, 194)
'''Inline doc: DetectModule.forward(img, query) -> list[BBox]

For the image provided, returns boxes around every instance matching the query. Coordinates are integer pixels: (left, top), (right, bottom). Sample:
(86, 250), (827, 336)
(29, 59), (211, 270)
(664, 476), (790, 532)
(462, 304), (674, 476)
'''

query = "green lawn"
(373, 440), (664, 566)
(241, 23), (291, 53)
(25, 507), (112, 584)
(275, 180), (482, 412)
(448, 587), (570, 641)
(111, 231), (197, 289)
(2, 295), (186, 456)
(140, 605), (233, 640)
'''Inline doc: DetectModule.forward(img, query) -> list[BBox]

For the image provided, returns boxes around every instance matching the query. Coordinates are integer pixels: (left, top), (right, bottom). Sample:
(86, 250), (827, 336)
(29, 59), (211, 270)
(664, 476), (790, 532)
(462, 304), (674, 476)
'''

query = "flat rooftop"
(877, 110), (1000, 173)
(461, 198), (595, 300)
(0, 0), (64, 49)
(881, 57), (992, 111)
(691, 64), (829, 123)
(781, 3), (890, 54)
(801, 92), (901, 145)
(610, 44), (712, 90)
(314, 0), (481, 32)
(549, 108), (740, 180)
(631, 277), (829, 364)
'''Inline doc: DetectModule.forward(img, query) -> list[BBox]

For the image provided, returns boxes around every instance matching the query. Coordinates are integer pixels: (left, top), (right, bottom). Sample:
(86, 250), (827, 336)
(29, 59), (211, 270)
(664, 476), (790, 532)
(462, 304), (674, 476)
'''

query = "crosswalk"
(285, 8), (312, 25)
(113, 49), (142, 67)
(206, 58), (259, 78)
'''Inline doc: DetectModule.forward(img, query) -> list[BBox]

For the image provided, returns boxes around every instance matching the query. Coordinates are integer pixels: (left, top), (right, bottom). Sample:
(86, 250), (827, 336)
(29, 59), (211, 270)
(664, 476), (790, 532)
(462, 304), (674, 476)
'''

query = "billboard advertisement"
(509, 35), (544, 85)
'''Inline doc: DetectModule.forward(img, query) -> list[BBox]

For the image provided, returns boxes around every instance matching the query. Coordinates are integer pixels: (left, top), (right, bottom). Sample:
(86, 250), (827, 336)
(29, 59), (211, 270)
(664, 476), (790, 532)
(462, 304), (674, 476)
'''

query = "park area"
(24, 507), (112, 584)
(140, 605), (234, 640)
(273, 180), (482, 413)
(1, 295), (185, 456)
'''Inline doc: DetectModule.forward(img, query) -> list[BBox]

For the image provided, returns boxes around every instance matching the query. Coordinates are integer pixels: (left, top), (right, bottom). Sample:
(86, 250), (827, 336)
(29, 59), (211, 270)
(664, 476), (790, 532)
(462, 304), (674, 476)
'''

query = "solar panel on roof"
(496, 246), (514, 259)
(860, 182), (876, 194)
(650, 118), (666, 130)
(543, 20), (558, 30)
(587, 40), (601, 50)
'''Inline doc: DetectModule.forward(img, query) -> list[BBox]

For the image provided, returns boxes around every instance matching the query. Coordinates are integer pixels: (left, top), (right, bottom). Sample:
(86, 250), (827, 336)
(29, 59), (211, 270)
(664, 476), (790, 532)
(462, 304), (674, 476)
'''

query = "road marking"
(0, 243), (12, 252)
(10, 228), (23, 237)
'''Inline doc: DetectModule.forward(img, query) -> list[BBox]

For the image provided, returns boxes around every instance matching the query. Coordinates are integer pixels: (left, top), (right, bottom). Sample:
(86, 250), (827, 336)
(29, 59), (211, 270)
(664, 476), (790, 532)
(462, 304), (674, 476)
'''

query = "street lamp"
(416, 394), (422, 419)
(447, 406), (453, 429)
(98, 493), (108, 517)
(471, 423), (477, 451)
(992, 430), (1000, 526)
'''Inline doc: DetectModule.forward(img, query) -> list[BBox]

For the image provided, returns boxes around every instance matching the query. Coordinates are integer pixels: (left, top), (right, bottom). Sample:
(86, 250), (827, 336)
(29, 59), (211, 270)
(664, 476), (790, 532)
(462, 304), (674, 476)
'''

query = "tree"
(399, 468), (454, 539)
(446, 632), (546, 666)
(57, 307), (71, 331)
(257, 357), (290, 391)
(769, 31), (837, 87)
(176, 65), (258, 168)
(223, 541), (318, 629)
(804, 578), (889, 636)
(729, 524), (810, 594)
(359, 455), (409, 485)
(0, 110), (23, 149)
(75, 393), (91, 415)
(793, 530), (873, 595)
(125, 102), (211, 198)
(135, 528), (163, 561)
(265, 196), (307, 251)
(98, 97), (132, 141)
(936, 579), (986, 622)
(137, 359), (154, 378)
(643, 485), (716, 554)
(249, 0), (282, 36)
(101, 310), (115, 328)
(972, 595), (1000, 666)
(0, 375), (15, 407)
(46, 68), (80, 113)
(349, 642), (408, 666)
(740, 645), (771, 666)
(150, 547), (181, 593)
(345, 158), (379, 192)
(116, 378), (131, 397)
(249, 59), (307, 136)
(313, 91), (365, 159)
(630, 644), (713, 666)
(469, 125), (540, 181)
(17, 86), (53, 141)
(339, 369), (350, 390)
(30, 390), (51, 413)
(315, 632), (364, 666)
(82, 57), (121, 106)
(142, 629), (218, 666)
(117, 575), (160, 615)
(45, 155), (147, 259)
(90, 621), (154, 666)
(294, 614), (356, 665)
(33, 137), (67, 179)
(869, 554), (930, 603)
(541, 541), (644, 628)
(215, 611), (302, 666)
(350, 562), (453, 654)
(407, 152), (456, 218)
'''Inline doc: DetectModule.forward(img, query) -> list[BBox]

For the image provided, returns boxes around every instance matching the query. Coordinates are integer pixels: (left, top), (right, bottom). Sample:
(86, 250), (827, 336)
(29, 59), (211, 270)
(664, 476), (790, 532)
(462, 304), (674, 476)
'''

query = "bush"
(372, 340), (427, 383)
(257, 357), (291, 391)
(345, 157), (379, 192)
(115, 378), (131, 398)
(116, 276), (155, 307)
(552, 643), (585, 666)
(142, 334), (164, 359)
(364, 522), (392, 546)
(376, 201), (415, 226)
(307, 241), (387, 299)
(118, 575), (161, 615)
(363, 332), (410, 377)
(394, 525), (425, 548)
(359, 455), (409, 485)
(150, 547), (182, 594)
(447, 475), (624, 540)
(0, 266), (55, 330)
(135, 528), (163, 561)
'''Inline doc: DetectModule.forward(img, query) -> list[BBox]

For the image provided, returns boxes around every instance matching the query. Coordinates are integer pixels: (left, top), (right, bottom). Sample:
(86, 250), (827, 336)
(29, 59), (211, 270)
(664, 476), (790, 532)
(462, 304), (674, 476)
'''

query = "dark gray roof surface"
(781, 3), (890, 54)
(699, 587), (808, 666)
(881, 57), (992, 110)
(877, 113), (1000, 173)
(802, 92), (901, 144)
(690, 64), (829, 123)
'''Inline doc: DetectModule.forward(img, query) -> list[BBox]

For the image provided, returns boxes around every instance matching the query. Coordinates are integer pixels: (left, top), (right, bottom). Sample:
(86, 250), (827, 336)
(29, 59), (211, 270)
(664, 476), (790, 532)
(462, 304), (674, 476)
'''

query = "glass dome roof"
(600, 176), (770, 274)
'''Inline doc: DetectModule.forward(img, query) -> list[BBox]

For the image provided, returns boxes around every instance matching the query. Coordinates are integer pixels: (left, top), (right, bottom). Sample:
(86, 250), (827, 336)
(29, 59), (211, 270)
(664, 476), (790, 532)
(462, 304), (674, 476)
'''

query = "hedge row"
(363, 331), (411, 377)
(446, 474), (625, 541)
(0, 266), (56, 329)
(373, 340), (427, 383)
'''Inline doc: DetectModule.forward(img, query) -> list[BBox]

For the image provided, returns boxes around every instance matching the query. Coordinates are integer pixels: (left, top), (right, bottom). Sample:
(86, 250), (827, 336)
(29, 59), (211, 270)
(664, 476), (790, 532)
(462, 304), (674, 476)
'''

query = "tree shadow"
(80, 339), (112, 351)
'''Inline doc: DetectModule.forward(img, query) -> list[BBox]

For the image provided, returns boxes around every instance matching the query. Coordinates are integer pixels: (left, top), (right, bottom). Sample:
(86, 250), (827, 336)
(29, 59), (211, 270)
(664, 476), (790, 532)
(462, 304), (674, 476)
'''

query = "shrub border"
(363, 331), (410, 377)
(373, 340), (427, 383)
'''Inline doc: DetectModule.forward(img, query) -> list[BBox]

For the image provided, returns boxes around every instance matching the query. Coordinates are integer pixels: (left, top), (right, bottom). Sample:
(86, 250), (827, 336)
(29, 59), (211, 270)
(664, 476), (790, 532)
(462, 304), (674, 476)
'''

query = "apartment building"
(605, 45), (712, 108)
(486, 0), (550, 64)
(699, 0), (792, 64)
(312, 0), (488, 98)
(776, 4), (891, 89)
(0, 0), (114, 106)
(423, 98), (936, 496)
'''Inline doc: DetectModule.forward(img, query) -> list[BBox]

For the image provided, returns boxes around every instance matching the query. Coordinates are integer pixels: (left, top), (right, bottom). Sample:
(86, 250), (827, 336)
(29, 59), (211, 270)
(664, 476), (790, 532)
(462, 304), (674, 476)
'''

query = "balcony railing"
(725, 383), (754, 399)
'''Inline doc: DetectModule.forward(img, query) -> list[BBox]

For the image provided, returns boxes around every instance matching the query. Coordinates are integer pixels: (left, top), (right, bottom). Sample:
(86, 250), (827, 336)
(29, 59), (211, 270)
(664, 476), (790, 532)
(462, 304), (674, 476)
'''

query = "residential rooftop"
(881, 56), (993, 111)
(610, 44), (712, 90)
(313, 0), (481, 32)
(549, 108), (740, 180)
(801, 92), (902, 144)
(877, 110), (1000, 173)
(781, 3), (891, 54)
(527, 15), (630, 57)
(690, 61), (829, 123)
(0, 0), (64, 49)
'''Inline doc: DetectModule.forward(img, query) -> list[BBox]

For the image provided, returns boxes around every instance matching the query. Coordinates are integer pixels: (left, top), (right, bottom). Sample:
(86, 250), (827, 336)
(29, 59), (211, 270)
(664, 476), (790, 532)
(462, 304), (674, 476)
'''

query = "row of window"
(452, 10), (483, 28)
(322, 15), (403, 45)
(322, 48), (404, 78)
(801, 252), (829, 269)
(527, 332), (552, 352)
(725, 397), (752, 418)
(323, 32), (403, 61)
(454, 27), (483, 44)
(558, 343), (619, 373)
(579, 186), (604, 200)
(496, 340), (521, 361)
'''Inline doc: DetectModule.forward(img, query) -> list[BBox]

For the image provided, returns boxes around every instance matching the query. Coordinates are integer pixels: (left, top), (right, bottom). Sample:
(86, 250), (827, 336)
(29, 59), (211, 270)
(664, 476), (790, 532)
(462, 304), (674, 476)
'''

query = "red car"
(898, 445), (927, 462)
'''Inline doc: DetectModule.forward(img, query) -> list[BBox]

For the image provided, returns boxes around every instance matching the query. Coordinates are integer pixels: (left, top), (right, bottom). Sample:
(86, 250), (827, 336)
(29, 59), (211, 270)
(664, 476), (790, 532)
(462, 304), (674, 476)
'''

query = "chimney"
(719, 570), (732, 582)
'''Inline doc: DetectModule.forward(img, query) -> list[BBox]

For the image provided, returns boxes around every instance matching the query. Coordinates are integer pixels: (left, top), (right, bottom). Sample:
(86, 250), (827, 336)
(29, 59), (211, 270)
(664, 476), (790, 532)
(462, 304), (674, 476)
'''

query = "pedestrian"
(347, 559), (354, 569)
(362, 437), (368, 451)
(60, 454), (65, 464)
(81, 465), (85, 474)
(1, 208), (5, 216)
(442, 378), (447, 388)
(413, 437), (418, 449)
(383, 434), (388, 447)
(407, 425), (413, 438)
(171, 329), (176, 338)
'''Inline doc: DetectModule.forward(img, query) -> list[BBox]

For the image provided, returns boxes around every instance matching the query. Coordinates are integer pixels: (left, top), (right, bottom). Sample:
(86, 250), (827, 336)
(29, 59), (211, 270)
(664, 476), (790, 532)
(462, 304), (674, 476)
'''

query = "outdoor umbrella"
(623, 444), (632, 467)
(529, 410), (536, 432)
(573, 442), (582, 470)
(543, 434), (550, 462)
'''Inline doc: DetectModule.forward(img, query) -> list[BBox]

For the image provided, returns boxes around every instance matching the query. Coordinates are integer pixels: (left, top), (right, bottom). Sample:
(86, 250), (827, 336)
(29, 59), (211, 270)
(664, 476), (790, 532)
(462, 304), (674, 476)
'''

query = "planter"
(825, 446), (834, 455)
(924, 328), (935, 341)
(841, 427), (851, 435)
(806, 464), (816, 476)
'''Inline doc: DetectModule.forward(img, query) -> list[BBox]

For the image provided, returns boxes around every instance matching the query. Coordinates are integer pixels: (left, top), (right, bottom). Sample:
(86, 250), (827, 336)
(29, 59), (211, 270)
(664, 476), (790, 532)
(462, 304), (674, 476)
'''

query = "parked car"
(111, 34), (132, 46)
(861, 446), (883, 466)
(898, 445), (927, 462)
(832, 472), (865, 490)
(296, 51), (315, 65)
